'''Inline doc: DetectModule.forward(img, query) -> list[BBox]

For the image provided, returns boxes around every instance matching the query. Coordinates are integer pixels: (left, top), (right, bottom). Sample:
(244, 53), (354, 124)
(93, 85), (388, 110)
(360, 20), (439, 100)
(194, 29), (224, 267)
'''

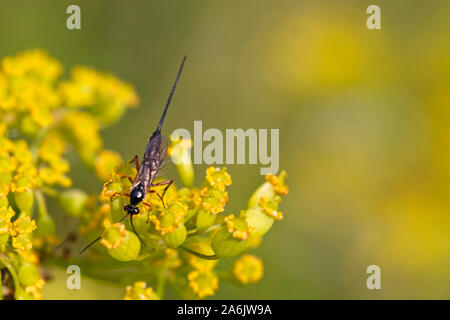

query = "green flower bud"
(163, 224), (187, 248)
(248, 182), (276, 208)
(102, 223), (141, 262)
(243, 206), (274, 237)
(14, 189), (34, 214)
(58, 189), (88, 217)
(177, 161), (195, 188)
(212, 226), (249, 259)
(35, 214), (56, 236)
(184, 207), (200, 224)
(248, 171), (289, 207)
(110, 197), (124, 222)
(170, 135), (194, 187)
(35, 190), (55, 236)
(196, 209), (216, 232)
(244, 197), (283, 237)
(130, 212), (150, 235)
(18, 261), (40, 287)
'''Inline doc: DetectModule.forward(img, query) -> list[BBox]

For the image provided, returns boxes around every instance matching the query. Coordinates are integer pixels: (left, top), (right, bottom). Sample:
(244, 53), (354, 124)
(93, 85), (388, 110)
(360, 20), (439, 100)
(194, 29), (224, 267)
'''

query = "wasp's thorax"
(129, 185), (144, 205)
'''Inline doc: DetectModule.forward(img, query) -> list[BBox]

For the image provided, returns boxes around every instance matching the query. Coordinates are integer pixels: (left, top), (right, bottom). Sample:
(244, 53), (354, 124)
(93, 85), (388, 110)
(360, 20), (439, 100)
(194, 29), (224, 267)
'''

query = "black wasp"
(80, 55), (187, 254)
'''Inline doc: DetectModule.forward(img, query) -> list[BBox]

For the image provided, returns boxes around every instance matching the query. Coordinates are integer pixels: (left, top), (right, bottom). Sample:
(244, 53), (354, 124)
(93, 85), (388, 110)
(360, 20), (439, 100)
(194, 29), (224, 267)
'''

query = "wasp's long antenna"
(156, 54), (187, 133)
(79, 213), (130, 255)
(79, 236), (101, 255)
(78, 212), (146, 254)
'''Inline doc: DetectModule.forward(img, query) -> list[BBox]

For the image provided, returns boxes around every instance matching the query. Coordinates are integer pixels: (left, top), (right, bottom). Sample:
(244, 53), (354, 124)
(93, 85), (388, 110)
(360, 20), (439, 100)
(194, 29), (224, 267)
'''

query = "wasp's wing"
(155, 134), (170, 178)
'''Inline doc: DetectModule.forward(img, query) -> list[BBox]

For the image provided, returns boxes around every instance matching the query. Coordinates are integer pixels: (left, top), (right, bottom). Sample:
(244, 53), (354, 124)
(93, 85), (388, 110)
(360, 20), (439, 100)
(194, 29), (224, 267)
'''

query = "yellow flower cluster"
(0, 131), (36, 197)
(149, 202), (188, 236)
(0, 49), (140, 300)
(259, 196), (283, 220)
(100, 220), (127, 250)
(233, 254), (264, 285)
(58, 66), (139, 126)
(224, 214), (254, 240)
(38, 131), (72, 187)
(94, 162), (288, 300)
(0, 49), (290, 300)
(124, 281), (159, 300)
(0, 206), (37, 251)
(198, 167), (232, 215)
(0, 50), (61, 133)
(266, 171), (289, 195)
(187, 261), (219, 299)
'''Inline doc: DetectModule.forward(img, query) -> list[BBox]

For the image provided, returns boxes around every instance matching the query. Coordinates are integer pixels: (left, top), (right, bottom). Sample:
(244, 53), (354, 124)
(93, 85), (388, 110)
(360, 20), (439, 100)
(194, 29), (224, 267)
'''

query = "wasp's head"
(123, 203), (139, 215)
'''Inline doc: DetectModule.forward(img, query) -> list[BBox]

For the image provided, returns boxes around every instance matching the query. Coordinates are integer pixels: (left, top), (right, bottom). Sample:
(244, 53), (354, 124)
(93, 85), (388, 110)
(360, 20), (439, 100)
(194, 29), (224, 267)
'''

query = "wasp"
(79, 55), (187, 254)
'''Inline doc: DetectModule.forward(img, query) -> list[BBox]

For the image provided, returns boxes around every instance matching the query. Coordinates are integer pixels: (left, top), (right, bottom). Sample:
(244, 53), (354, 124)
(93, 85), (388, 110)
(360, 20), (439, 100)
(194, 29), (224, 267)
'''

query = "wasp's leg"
(141, 201), (153, 223)
(151, 180), (173, 200)
(109, 192), (130, 201)
(148, 189), (166, 208)
(119, 175), (134, 184)
(128, 155), (140, 172)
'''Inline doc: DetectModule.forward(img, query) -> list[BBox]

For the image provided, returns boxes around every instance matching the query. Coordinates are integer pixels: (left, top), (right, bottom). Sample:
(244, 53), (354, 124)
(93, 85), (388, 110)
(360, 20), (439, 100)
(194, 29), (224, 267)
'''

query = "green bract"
(58, 189), (88, 217)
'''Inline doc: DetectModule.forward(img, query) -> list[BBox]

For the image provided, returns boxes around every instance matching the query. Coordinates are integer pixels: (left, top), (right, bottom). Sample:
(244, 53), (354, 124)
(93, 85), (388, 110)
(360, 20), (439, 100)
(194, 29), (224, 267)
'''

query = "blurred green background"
(1, 0), (449, 299)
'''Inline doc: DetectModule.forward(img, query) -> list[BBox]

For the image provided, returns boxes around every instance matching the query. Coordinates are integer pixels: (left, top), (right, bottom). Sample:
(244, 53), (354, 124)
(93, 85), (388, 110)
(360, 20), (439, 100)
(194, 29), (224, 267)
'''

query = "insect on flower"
(79, 55), (187, 254)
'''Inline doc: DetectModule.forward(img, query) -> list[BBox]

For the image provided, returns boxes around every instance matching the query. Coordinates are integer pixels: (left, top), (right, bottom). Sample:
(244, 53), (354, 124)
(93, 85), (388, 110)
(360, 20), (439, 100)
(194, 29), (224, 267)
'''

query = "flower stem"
(0, 253), (21, 296)
(155, 267), (167, 299)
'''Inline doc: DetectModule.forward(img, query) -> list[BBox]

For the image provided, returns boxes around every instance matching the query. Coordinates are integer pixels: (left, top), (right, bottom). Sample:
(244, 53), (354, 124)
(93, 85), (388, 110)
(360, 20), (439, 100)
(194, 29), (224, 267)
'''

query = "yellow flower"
(38, 131), (67, 162)
(61, 111), (102, 164)
(12, 235), (33, 251)
(188, 269), (219, 298)
(100, 220), (127, 250)
(124, 281), (159, 300)
(233, 255), (264, 285)
(150, 202), (187, 235)
(259, 196), (283, 220)
(265, 171), (289, 195)
(1, 49), (62, 81)
(24, 278), (46, 300)
(224, 214), (254, 240)
(200, 186), (229, 215)
(205, 167), (232, 192)
(58, 66), (139, 126)
(11, 216), (37, 236)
